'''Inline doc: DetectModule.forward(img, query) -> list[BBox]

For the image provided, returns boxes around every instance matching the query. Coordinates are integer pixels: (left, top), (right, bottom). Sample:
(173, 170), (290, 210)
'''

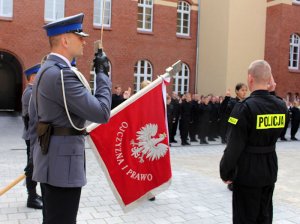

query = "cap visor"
(74, 31), (89, 37)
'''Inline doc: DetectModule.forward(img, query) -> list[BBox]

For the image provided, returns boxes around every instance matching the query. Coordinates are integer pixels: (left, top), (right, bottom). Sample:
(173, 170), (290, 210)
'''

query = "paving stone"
(0, 113), (300, 223)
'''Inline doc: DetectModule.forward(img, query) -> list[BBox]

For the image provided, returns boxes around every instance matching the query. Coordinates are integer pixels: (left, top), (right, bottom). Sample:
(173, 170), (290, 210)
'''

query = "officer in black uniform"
(170, 92), (180, 143)
(21, 64), (43, 209)
(219, 83), (248, 144)
(179, 93), (193, 145)
(220, 60), (288, 223)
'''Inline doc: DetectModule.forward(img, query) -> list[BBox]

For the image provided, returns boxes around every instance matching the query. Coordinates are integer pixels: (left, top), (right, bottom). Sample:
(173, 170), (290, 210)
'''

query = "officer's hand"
(268, 75), (276, 92)
(123, 87), (132, 99)
(93, 51), (109, 76)
(225, 88), (231, 97)
(24, 160), (34, 177)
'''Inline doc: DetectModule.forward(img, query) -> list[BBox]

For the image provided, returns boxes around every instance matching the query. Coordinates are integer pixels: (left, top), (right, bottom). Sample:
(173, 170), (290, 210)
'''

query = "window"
(134, 60), (153, 92)
(177, 1), (190, 36)
(0, 0), (13, 18)
(289, 33), (300, 70)
(90, 61), (111, 94)
(293, 0), (300, 5)
(44, 0), (65, 22)
(173, 63), (190, 94)
(94, 0), (111, 27)
(137, 0), (153, 31)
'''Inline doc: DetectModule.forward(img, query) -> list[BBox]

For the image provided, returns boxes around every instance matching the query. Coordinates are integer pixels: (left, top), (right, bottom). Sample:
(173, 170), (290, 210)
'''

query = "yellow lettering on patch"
(228, 117), (238, 125)
(256, 114), (285, 129)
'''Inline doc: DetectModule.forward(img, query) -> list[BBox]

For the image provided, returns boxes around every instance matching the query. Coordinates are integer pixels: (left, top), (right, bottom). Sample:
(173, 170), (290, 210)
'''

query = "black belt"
(52, 127), (87, 136)
(245, 145), (275, 154)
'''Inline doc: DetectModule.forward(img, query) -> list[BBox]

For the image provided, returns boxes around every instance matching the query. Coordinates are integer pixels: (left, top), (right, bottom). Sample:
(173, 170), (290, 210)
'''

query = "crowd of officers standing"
(166, 84), (248, 146)
(166, 85), (300, 146)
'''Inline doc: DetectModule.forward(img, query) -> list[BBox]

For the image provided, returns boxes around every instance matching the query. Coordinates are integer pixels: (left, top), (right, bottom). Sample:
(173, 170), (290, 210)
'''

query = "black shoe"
(170, 139), (177, 143)
(208, 137), (216, 141)
(27, 196), (43, 209)
(291, 137), (298, 141)
(148, 197), (155, 201)
(227, 183), (233, 191)
(200, 141), (208, 144)
(190, 138), (197, 142)
(280, 137), (287, 141)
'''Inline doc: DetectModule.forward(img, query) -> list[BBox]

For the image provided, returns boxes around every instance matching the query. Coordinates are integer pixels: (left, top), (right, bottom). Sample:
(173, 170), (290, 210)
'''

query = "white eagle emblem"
(130, 124), (169, 163)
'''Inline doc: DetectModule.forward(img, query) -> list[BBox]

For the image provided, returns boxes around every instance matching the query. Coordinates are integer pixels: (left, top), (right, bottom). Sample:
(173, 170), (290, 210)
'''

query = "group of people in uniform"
(166, 82), (298, 148)
(166, 84), (248, 146)
(20, 12), (290, 224)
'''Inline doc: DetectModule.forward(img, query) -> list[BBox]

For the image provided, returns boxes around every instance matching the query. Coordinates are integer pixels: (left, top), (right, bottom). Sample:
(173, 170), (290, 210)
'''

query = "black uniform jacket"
(220, 90), (288, 187)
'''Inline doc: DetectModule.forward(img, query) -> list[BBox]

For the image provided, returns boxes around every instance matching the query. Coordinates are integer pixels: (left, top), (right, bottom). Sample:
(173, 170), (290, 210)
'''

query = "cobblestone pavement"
(0, 112), (299, 224)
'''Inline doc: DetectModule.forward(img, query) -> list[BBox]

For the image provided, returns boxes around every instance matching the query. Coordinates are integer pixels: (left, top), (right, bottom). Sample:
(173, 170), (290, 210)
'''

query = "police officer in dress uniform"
(220, 60), (288, 223)
(31, 13), (112, 224)
(22, 64), (43, 209)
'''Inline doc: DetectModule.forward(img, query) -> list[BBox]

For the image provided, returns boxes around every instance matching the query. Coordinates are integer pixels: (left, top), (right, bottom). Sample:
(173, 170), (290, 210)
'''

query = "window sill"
(176, 34), (191, 39)
(288, 68), (300, 73)
(137, 30), (154, 35)
(0, 16), (13, 21)
(93, 26), (112, 31)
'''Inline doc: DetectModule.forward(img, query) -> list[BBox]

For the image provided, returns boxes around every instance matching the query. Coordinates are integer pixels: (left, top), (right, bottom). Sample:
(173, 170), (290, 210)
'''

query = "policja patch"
(228, 116), (238, 125)
(256, 114), (285, 129)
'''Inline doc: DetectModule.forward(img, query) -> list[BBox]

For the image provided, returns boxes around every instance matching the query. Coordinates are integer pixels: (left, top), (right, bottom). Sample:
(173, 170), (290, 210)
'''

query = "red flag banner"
(87, 69), (178, 211)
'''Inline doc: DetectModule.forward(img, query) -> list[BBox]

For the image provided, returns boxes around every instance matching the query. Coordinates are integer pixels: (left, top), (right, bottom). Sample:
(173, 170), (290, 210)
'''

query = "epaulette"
(54, 63), (70, 70)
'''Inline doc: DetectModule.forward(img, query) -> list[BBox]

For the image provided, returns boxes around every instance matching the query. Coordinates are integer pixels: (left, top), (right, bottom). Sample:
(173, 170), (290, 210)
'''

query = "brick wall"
(265, 3), (300, 98)
(0, 0), (198, 100)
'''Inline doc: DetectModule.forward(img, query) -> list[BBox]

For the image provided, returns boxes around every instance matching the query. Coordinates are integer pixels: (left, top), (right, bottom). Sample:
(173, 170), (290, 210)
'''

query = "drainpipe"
(195, 0), (201, 93)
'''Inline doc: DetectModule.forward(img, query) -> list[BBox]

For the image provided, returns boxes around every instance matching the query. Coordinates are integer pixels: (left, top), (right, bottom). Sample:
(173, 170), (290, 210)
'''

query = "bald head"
(248, 60), (272, 84)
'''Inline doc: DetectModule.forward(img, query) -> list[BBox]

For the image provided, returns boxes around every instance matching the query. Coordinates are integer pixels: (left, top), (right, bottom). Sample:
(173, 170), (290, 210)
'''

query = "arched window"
(90, 61), (112, 95)
(137, 0), (153, 31)
(289, 33), (300, 69)
(177, 1), (191, 36)
(44, 0), (65, 21)
(93, 0), (111, 28)
(173, 63), (190, 94)
(134, 60), (153, 92)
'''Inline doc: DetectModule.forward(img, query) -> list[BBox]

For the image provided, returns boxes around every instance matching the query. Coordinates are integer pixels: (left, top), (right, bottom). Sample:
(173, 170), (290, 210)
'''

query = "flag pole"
(87, 60), (182, 132)
(0, 174), (26, 196)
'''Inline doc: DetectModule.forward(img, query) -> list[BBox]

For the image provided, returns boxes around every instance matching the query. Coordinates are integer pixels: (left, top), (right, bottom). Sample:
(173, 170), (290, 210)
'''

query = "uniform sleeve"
(219, 102), (249, 181)
(28, 99), (38, 161)
(219, 96), (230, 117)
(56, 69), (112, 124)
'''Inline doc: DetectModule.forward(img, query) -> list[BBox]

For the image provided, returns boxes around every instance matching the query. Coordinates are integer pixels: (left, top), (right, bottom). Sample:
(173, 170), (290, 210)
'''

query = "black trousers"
(291, 120), (300, 138)
(25, 140), (37, 192)
(233, 184), (274, 224)
(171, 117), (179, 140)
(41, 183), (82, 224)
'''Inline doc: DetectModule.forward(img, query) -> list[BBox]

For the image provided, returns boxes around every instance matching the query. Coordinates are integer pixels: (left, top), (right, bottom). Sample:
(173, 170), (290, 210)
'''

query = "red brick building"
(265, 0), (300, 99)
(0, 0), (198, 111)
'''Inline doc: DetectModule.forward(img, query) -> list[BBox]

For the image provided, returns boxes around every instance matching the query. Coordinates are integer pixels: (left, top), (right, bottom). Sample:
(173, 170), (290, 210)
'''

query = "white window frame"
(293, 0), (300, 5)
(44, 0), (65, 22)
(90, 61), (112, 95)
(177, 1), (191, 36)
(134, 60), (153, 92)
(93, 0), (111, 28)
(0, 0), (13, 18)
(137, 0), (153, 32)
(289, 33), (300, 70)
(173, 63), (190, 94)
